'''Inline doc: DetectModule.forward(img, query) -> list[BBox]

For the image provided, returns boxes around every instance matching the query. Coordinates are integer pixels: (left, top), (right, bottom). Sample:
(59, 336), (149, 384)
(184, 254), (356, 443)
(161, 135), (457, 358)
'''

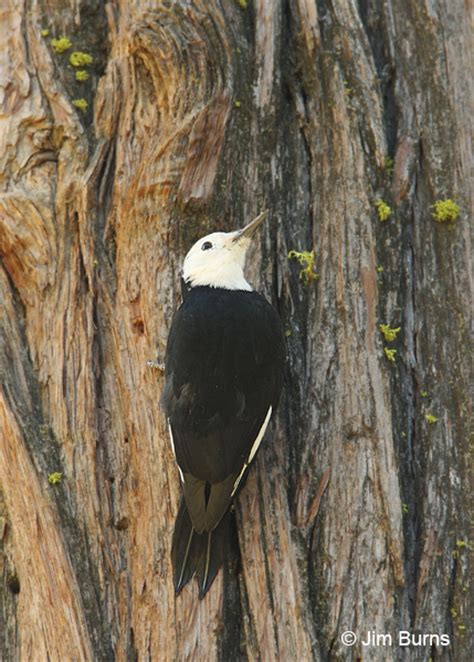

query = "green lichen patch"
(75, 70), (90, 82)
(343, 80), (353, 96)
(288, 250), (317, 285)
(379, 324), (401, 342)
(384, 156), (394, 176)
(375, 199), (392, 221)
(72, 98), (88, 112)
(431, 199), (460, 223)
(235, 0), (248, 8)
(69, 51), (93, 67)
(425, 413), (438, 424)
(51, 37), (72, 53)
(234, 100), (242, 108)
(384, 348), (397, 363)
(48, 471), (63, 485)
(41, 29), (49, 37)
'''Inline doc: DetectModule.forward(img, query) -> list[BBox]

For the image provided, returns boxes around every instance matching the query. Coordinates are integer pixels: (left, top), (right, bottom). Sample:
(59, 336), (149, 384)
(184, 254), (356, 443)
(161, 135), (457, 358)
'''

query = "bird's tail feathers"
(172, 498), (230, 598)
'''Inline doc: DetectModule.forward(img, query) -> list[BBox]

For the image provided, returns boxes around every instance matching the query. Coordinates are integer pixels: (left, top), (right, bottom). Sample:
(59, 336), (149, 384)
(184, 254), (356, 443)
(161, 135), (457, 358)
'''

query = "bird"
(161, 210), (285, 597)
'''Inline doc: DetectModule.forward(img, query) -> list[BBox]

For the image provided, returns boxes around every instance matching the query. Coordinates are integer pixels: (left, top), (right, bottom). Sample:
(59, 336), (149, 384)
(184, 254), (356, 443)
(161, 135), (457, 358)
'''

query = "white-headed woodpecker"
(161, 211), (285, 597)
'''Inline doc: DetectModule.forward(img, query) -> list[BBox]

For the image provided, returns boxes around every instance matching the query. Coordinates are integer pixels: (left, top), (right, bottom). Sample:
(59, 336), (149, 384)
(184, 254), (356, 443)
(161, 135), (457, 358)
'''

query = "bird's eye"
(202, 241), (213, 251)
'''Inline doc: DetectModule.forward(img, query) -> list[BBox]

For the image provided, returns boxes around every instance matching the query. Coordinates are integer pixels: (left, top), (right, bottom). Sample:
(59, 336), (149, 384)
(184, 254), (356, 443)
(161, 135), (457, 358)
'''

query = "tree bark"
(0, 1), (471, 660)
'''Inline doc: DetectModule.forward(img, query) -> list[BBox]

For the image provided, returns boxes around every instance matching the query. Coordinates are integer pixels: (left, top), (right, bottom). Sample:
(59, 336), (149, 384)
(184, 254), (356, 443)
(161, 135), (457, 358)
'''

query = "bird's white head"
(182, 211), (268, 291)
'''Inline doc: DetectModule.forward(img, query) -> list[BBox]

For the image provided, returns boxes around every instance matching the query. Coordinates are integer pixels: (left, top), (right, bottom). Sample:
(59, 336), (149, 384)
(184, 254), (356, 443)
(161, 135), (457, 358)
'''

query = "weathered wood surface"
(0, 1), (471, 660)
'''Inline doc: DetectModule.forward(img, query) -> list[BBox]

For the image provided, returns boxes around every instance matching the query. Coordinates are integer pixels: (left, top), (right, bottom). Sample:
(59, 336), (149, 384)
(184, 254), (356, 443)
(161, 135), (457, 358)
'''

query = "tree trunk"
(0, 1), (471, 660)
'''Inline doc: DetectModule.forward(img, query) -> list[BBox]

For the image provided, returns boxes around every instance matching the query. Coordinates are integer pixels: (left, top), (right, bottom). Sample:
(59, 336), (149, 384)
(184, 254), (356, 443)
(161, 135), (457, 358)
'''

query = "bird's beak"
(233, 210), (269, 242)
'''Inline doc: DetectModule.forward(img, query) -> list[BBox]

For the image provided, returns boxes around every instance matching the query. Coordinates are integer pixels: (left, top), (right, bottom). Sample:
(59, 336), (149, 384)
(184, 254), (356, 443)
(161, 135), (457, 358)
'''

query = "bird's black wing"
(162, 286), (285, 534)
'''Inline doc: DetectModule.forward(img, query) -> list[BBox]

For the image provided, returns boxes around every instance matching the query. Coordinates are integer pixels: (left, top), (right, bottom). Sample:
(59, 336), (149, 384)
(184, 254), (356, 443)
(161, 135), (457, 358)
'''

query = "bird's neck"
(182, 263), (252, 291)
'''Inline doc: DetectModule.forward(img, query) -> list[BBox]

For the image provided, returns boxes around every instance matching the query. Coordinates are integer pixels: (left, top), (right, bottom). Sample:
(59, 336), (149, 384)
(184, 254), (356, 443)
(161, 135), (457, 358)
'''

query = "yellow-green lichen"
(425, 413), (438, 424)
(41, 29), (49, 37)
(75, 70), (90, 82)
(421, 391), (428, 397)
(69, 51), (93, 67)
(234, 100), (242, 108)
(375, 199), (392, 221)
(384, 347), (397, 362)
(288, 250), (317, 285)
(51, 37), (72, 53)
(431, 199), (460, 223)
(379, 324), (401, 342)
(285, 329), (292, 337)
(402, 503), (409, 514)
(343, 80), (353, 97)
(235, 0), (248, 8)
(376, 265), (384, 273)
(48, 471), (62, 485)
(384, 156), (394, 176)
(72, 98), (88, 112)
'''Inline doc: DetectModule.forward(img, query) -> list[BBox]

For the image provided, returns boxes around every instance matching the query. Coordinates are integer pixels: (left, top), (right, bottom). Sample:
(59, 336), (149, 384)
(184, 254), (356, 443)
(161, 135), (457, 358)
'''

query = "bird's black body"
(162, 282), (285, 596)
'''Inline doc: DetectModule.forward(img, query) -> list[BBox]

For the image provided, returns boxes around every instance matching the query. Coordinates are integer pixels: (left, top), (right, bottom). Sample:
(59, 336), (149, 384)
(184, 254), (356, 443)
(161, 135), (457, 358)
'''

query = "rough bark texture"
(0, 1), (471, 661)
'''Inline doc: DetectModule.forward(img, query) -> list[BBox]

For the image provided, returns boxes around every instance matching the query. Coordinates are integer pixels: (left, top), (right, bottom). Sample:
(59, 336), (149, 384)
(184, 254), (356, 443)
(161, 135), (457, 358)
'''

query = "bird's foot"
(146, 360), (165, 371)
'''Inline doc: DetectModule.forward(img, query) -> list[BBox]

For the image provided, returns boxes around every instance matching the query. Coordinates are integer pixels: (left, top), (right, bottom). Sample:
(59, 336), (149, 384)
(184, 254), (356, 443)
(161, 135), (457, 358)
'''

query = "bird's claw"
(146, 360), (165, 371)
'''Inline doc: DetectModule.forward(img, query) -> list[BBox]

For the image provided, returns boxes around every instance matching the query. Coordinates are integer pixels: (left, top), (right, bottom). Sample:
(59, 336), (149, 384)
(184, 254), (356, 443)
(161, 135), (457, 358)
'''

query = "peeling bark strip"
(179, 91), (231, 204)
(0, 1), (472, 661)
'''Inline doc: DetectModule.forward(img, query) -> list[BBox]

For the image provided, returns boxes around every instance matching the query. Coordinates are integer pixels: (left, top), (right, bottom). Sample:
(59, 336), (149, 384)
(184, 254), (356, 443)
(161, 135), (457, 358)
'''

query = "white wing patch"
(231, 406), (273, 496)
(167, 420), (184, 483)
